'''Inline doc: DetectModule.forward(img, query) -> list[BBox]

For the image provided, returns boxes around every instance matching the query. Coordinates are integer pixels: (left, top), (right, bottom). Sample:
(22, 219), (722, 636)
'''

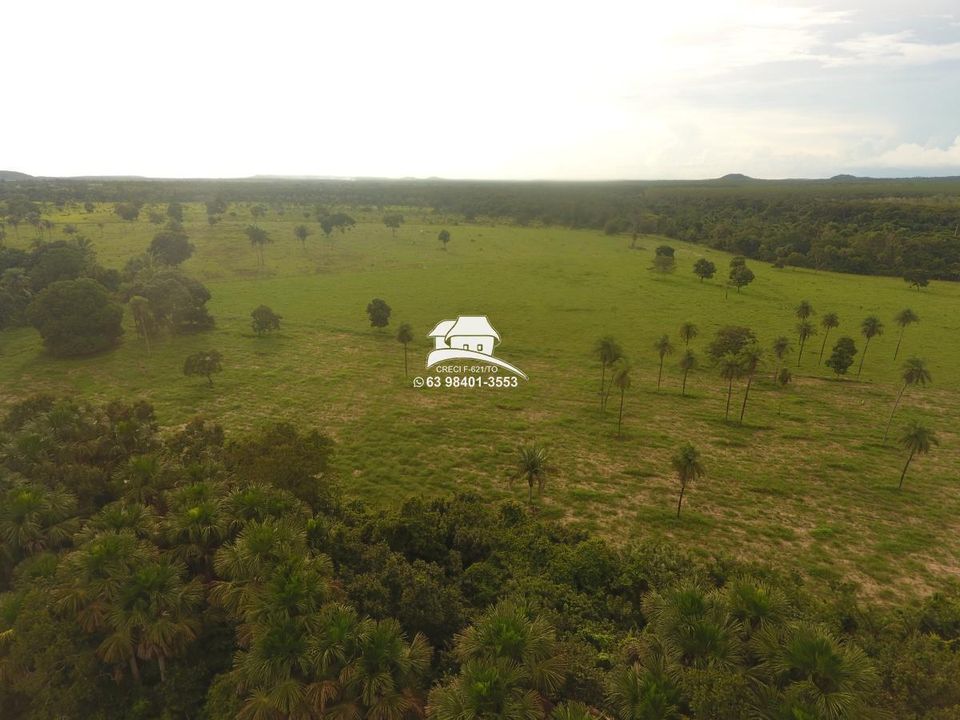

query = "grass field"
(2, 203), (959, 602)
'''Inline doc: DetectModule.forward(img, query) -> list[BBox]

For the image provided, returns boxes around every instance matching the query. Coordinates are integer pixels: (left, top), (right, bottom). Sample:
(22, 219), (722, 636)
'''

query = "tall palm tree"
(397, 323), (414, 377)
(893, 308), (919, 361)
(612, 359), (632, 438)
(771, 336), (790, 381)
(857, 316), (884, 377)
(795, 300), (815, 323)
(678, 349), (697, 397)
(718, 353), (743, 421)
(670, 443), (705, 518)
(737, 345), (763, 424)
(594, 336), (623, 411)
(653, 335), (674, 390)
(0, 482), (77, 567)
(795, 321), (816, 367)
(244, 225), (272, 267)
(678, 322), (698, 347)
(817, 312), (839, 362)
(510, 443), (552, 504)
(883, 358), (932, 442)
(898, 422), (938, 489)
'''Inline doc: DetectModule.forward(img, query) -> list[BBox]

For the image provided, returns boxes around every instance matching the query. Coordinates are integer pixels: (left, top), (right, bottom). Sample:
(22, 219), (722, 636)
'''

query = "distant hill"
(0, 170), (32, 181)
(830, 174), (861, 181)
(716, 173), (754, 182)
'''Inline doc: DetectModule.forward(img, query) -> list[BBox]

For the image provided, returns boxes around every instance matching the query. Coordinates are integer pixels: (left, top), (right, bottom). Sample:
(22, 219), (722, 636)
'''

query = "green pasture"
(1, 203), (958, 602)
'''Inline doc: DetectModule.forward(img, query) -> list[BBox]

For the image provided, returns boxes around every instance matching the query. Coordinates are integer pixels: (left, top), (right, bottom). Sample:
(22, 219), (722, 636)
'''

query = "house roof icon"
(428, 316), (501, 345)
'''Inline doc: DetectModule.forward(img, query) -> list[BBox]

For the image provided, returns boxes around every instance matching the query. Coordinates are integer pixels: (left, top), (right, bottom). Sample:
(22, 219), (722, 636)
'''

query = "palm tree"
(795, 300), (815, 322)
(427, 658), (542, 720)
(718, 353), (743, 421)
(129, 295), (153, 354)
(455, 601), (567, 693)
(397, 323), (414, 377)
(606, 648), (681, 720)
(612, 359), (632, 438)
(737, 344), (763, 425)
(594, 336), (623, 411)
(678, 322), (698, 347)
(883, 358), (932, 442)
(293, 224), (310, 250)
(671, 443), (705, 518)
(857, 316), (884, 377)
(244, 225), (272, 267)
(898, 422), (938, 489)
(893, 308), (919, 361)
(510, 443), (552, 504)
(755, 624), (877, 718)
(817, 312), (839, 362)
(653, 335), (674, 390)
(642, 583), (739, 669)
(771, 336), (791, 381)
(795, 321), (816, 366)
(678, 349), (697, 397)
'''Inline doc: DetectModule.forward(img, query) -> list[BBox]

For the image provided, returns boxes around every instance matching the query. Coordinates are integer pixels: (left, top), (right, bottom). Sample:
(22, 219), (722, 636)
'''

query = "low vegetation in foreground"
(1, 398), (959, 719)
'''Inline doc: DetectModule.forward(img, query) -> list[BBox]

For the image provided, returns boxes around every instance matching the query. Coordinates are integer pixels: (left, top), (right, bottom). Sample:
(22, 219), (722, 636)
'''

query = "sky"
(3, 0), (960, 180)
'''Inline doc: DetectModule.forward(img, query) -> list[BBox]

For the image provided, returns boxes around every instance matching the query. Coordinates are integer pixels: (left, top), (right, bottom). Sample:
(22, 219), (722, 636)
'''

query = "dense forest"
(2, 175), (960, 280)
(1, 397), (959, 719)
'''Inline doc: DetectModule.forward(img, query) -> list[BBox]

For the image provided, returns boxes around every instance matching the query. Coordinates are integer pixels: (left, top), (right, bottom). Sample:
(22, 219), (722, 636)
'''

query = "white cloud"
(870, 137), (960, 167)
(818, 31), (960, 66)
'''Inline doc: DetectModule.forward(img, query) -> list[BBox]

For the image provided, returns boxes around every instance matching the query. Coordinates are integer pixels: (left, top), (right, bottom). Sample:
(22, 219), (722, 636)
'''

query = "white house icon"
(426, 316), (527, 378)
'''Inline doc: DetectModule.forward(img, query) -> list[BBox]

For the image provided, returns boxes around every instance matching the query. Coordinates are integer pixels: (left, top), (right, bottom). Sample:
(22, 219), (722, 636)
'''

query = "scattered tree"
(796, 321), (816, 366)
(384, 213), (404, 237)
(679, 349), (697, 397)
(653, 335), (674, 390)
(397, 323), (414, 377)
(366, 298), (392, 329)
(293, 224), (310, 250)
(148, 228), (194, 266)
(26, 278), (123, 357)
(898, 422), (938, 489)
(671, 443), (705, 518)
(707, 326), (756, 363)
(594, 336), (623, 411)
(719, 353), (743, 421)
(438, 229), (451, 250)
(251, 305), (282, 335)
(612, 358), (631, 438)
(693, 258), (716, 282)
(893, 308), (919, 361)
(883, 358), (931, 442)
(244, 225), (272, 267)
(129, 295), (154, 353)
(904, 269), (930, 292)
(826, 337), (857, 376)
(795, 300), (815, 323)
(738, 344), (763, 424)
(652, 245), (676, 273)
(858, 316), (885, 377)
(510, 443), (552, 504)
(183, 350), (223, 387)
(771, 336), (791, 381)
(728, 257), (755, 293)
(678, 321), (698, 347)
(818, 312), (840, 362)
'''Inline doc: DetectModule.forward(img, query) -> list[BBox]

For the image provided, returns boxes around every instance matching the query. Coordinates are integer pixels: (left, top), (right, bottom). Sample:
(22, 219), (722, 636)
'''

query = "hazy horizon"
(5, 0), (960, 180)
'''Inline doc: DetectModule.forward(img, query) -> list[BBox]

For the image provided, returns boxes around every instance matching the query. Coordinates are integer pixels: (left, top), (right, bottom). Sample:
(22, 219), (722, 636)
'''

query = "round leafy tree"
(251, 305), (282, 335)
(27, 278), (123, 357)
(366, 298), (391, 328)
